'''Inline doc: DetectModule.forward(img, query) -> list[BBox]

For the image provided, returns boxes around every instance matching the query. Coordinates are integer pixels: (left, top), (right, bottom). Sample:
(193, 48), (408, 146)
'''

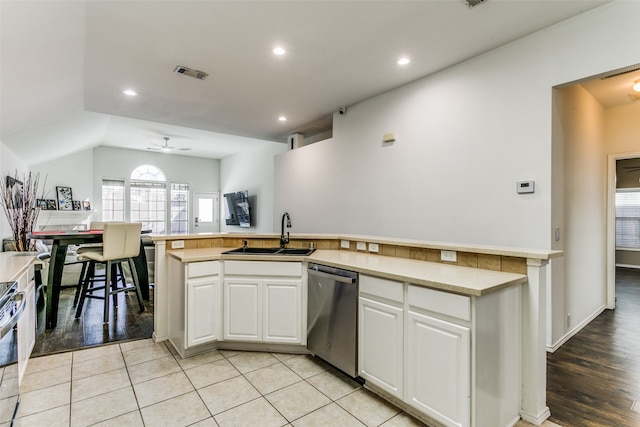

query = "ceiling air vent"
(601, 67), (640, 80)
(174, 65), (208, 80)
(465, 0), (486, 7)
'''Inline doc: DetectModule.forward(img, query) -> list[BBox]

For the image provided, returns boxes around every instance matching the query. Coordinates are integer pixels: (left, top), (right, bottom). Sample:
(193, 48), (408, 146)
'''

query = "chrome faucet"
(280, 212), (291, 248)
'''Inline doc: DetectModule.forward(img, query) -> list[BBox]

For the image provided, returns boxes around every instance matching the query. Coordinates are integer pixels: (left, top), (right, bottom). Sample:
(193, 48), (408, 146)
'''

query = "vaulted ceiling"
(2, 0), (626, 165)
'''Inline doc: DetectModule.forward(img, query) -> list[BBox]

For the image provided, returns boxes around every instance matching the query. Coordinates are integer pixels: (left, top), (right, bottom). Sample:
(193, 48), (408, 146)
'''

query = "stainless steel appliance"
(0, 280), (24, 425)
(307, 263), (359, 378)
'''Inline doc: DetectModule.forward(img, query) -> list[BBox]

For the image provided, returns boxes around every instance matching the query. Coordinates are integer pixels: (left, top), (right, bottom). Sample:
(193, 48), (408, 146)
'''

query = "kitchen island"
(151, 233), (561, 427)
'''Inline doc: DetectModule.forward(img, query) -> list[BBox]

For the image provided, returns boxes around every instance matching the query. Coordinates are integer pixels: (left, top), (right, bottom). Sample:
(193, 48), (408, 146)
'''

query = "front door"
(193, 192), (219, 233)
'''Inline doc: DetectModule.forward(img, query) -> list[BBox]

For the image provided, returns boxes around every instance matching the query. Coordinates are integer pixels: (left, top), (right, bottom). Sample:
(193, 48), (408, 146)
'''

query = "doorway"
(607, 153), (640, 308)
(193, 192), (220, 233)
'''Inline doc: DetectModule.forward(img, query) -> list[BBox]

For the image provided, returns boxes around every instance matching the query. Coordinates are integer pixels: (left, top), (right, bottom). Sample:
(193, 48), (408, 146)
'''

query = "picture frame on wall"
(56, 186), (73, 211)
(6, 176), (24, 208)
(46, 199), (57, 210)
(72, 200), (81, 211)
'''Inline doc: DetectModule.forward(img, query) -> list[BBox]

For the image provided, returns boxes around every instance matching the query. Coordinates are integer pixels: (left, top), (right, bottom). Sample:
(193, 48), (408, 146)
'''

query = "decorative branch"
(0, 171), (47, 251)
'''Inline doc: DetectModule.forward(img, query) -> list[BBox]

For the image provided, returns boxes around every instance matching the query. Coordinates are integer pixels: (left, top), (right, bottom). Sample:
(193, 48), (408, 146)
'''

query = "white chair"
(74, 222), (145, 323)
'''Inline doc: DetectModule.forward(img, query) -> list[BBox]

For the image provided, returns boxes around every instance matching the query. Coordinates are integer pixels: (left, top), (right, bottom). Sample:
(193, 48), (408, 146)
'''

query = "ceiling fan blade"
(176, 148), (192, 151)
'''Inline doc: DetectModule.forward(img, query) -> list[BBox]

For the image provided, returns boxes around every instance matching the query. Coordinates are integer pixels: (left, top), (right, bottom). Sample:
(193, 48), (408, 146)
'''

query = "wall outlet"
(441, 250), (457, 262)
(368, 243), (379, 253)
(340, 240), (350, 249)
(357, 241), (366, 251)
(171, 240), (185, 249)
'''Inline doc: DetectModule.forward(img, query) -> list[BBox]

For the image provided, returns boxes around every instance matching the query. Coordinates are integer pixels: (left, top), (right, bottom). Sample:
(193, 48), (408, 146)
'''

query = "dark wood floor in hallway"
(547, 267), (640, 427)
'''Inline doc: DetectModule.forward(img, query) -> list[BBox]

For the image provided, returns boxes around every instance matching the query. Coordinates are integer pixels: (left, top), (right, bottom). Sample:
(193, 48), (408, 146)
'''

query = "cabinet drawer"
(408, 285), (470, 322)
(224, 261), (302, 277)
(188, 261), (220, 278)
(360, 275), (404, 303)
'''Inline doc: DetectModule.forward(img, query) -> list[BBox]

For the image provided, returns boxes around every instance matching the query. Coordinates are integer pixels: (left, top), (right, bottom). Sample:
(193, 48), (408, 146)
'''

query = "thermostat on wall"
(516, 181), (535, 194)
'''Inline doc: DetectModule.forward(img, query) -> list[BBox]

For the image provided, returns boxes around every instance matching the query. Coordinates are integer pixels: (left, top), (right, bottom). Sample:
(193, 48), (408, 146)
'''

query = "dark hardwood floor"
(0, 274), (154, 366)
(548, 267), (640, 427)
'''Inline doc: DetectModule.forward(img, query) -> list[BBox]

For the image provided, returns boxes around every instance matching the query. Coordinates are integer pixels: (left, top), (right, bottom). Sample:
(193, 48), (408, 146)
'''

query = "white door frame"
(606, 150), (640, 309)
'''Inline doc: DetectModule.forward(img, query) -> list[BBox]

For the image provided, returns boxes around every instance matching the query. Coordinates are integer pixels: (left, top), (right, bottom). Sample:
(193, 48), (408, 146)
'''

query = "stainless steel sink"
(222, 247), (315, 256)
(222, 247), (281, 255)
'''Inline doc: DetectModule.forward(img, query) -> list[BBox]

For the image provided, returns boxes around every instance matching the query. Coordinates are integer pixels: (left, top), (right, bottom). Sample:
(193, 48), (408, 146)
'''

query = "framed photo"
(36, 199), (48, 209)
(46, 199), (57, 210)
(72, 200), (81, 211)
(56, 186), (73, 211)
(6, 176), (24, 208)
(82, 201), (91, 211)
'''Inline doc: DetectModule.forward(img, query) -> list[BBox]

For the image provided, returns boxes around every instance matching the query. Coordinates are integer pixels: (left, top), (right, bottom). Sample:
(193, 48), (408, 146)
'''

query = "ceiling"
(2, 0), (633, 165)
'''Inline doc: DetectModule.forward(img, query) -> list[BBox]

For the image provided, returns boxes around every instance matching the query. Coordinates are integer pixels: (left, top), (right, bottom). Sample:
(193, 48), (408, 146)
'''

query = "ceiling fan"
(147, 137), (191, 152)
(622, 165), (640, 173)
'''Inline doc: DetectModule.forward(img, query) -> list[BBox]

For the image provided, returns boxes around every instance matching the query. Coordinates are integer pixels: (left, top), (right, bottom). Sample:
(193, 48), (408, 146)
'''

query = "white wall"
(32, 149), (94, 205)
(91, 146), (220, 222)
(556, 85), (607, 346)
(0, 141), (29, 243)
(274, 1), (640, 346)
(220, 141), (287, 233)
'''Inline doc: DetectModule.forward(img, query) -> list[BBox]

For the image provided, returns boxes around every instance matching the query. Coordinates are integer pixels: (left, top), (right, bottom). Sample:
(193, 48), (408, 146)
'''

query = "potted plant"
(0, 171), (45, 251)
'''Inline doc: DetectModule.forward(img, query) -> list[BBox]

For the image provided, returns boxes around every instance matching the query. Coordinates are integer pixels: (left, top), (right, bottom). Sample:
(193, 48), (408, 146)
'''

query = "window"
(130, 165), (167, 234)
(615, 190), (640, 249)
(130, 181), (166, 234)
(101, 179), (125, 221)
(171, 183), (189, 234)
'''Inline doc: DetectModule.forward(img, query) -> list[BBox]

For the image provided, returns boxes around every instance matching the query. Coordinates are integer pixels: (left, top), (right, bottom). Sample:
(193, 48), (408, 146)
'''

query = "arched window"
(130, 164), (166, 181)
(102, 165), (189, 234)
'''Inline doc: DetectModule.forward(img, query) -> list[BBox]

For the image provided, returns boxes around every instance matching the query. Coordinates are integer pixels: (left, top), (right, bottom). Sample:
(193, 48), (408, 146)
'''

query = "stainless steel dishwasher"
(307, 263), (359, 378)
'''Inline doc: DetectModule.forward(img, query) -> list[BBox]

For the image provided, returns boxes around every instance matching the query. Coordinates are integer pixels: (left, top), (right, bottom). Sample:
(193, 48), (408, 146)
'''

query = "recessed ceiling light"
(273, 47), (286, 55)
(278, 116), (287, 122)
(397, 57), (410, 66)
(122, 89), (138, 96)
(633, 79), (640, 92)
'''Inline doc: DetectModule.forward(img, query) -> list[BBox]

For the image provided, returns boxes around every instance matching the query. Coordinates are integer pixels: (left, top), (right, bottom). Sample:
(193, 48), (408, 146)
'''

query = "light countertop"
(0, 252), (37, 283)
(153, 232), (562, 260)
(167, 248), (527, 297)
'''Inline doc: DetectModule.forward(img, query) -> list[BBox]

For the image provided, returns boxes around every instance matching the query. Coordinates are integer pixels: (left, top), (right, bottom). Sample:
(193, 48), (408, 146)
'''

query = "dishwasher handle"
(307, 268), (356, 284)
(0, 292), (25, 339)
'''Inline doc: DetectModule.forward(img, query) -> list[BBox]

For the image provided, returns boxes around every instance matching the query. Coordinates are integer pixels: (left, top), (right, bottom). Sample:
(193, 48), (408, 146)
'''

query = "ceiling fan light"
(633, 79), (640, 92)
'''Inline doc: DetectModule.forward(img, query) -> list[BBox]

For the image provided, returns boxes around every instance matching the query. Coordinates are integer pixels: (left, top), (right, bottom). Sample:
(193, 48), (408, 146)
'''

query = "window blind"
(615, 190), (640, 249)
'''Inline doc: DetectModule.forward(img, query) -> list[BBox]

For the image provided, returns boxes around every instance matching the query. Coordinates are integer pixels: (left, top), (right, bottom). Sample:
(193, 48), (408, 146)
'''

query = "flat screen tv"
(223, 190), (251, 227)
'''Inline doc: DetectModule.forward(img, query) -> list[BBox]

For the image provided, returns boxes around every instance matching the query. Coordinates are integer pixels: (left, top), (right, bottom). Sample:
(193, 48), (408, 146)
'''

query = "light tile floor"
(0, 339), (565, 427)
(1, 339), (425, 427)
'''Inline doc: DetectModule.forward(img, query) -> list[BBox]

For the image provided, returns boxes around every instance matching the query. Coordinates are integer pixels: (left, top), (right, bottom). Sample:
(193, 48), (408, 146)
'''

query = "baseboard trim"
(546, 304), (606, 353)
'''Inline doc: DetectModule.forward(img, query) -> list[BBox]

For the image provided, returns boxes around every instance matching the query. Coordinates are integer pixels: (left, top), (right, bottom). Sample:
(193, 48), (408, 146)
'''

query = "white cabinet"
(17, 264), (36, 382)
(224, 278), (261, 341)
(263, 278), (302, 343)
(406, 284), (471, 427)
(168, 258), (221, 357)
(406, 310), (470, 427)
(224, 261), (303, 344)
(358, 275), (404, 399)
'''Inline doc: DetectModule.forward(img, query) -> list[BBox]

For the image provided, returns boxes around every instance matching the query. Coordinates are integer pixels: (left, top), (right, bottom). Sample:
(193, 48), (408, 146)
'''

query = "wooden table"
(29, 230), (150, 329)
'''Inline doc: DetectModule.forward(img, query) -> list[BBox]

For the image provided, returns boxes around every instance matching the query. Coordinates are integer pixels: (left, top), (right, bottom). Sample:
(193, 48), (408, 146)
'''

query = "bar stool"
(75, 222), (145, 323)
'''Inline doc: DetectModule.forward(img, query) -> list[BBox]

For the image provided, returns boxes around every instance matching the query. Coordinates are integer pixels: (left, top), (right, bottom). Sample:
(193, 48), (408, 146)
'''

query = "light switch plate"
(357, 241), (366, 251)
(172, 240), (185, 249)
(441, 250), (457, 262)
(340, 240), (350, 249)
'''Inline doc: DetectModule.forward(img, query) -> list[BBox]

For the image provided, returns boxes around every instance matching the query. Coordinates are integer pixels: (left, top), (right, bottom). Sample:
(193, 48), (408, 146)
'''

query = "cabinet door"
(263, 279), (302, 343)
(17, 267), (36, 382)
(358, 296), (404, 399)
(187, 277), (220, 347)
(224, 278), (262, 341)
(406, 310), (470, 427)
